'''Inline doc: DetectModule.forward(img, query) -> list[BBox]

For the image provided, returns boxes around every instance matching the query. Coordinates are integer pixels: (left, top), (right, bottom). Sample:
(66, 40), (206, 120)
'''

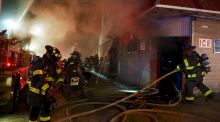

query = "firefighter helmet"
(32, 56), (42, 63)
(183, 45), (196, 55)
(71, 51), (80, 56)
(45, 45), (62, 61)
(45, 45), (54, 54)
(183, 45), (196, 51)
(71, 51), (81, 59)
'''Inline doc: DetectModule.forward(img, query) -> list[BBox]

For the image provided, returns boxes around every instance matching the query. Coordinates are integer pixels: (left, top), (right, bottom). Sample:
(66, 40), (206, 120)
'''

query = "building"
(99, 0), (220, 92)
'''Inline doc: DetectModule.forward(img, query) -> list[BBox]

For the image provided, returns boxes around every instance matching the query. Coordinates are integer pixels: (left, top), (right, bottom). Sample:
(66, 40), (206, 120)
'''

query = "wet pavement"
(0, 74), (220, 122)
(0, 102), (29, 122)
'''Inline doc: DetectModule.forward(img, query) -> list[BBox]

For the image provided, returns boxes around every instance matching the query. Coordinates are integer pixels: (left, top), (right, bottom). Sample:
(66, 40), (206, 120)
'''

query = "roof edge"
(156, 4), (220, 15)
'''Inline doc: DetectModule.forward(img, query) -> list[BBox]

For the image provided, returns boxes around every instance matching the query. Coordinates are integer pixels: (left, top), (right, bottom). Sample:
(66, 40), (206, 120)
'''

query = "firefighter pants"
(29, 99), (51, 122)
(67, 79), (85, 96)
(66, 74), (85, 97)
(185, 77), (213, 101)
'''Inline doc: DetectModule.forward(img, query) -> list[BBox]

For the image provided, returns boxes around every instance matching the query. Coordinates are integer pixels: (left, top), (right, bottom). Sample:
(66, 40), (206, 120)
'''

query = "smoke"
(19, 0), (155, 59)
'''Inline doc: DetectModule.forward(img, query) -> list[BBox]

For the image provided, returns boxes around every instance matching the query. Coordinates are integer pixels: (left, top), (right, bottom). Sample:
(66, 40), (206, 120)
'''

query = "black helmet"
(63, 59), (67, 63)
(183, 45), (196, 55)
(32, 56), (42, 63)
(71, 51), (81, 57)
(45, 45), (54, 54)
(45, 45), (62, 61)
(183, 45), (196, 51)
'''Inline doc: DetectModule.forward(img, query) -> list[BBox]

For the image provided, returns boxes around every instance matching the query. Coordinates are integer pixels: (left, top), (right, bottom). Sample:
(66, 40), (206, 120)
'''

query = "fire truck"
(0, 30), (32, 113)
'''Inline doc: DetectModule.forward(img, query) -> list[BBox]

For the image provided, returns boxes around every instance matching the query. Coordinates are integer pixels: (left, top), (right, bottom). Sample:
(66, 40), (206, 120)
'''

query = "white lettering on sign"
(199, 38), (212, 48)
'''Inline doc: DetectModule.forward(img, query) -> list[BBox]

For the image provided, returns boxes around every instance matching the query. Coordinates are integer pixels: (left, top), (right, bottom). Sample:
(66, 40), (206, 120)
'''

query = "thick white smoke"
(19, 0), (154, 59)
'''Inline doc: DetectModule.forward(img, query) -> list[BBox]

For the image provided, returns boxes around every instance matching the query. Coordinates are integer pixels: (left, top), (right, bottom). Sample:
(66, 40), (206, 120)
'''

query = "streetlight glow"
(3, 19), (18, 30)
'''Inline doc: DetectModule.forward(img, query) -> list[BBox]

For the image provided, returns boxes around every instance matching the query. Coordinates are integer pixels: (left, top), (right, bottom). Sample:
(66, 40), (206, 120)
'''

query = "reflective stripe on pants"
(204, 90), (213, 97)
(29, 120), (37, 122)
(40, 116), (50, 121)
(188, 74), (196, 78)
(185, 96), (194, 101)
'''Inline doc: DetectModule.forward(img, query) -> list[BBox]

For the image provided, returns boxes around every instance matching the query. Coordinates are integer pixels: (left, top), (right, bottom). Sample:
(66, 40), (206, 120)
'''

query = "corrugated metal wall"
(117, 16), (192, 87)
(158, 16), (192, 37)
(118, 40), (151, 87)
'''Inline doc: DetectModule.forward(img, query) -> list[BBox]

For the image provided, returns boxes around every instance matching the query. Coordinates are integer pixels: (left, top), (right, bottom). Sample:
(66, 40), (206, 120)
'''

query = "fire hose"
(55, 70), (177, 122)
(110, 109), (209, 122)
(66, 102), (126, 122)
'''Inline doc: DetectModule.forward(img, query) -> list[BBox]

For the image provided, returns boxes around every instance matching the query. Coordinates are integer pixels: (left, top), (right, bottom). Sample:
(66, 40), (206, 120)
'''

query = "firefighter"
(83, 57), (91, 70)
(176, 45), (215, 104)
(93, 54), (100, 71)
(61, 59), (67, 71)
(64, 51), (86, 98)
(28, 45), (63, 122)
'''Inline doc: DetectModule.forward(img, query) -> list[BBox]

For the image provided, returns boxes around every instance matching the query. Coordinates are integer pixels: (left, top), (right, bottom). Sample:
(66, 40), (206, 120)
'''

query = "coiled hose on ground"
(110, 109), (209, 122)
(55, 70), (177, 122)
(66, 102), (126, 122)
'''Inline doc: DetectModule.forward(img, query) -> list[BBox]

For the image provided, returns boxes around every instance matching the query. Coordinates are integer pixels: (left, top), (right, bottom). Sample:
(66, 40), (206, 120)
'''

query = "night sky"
(0, 0), (31, 30)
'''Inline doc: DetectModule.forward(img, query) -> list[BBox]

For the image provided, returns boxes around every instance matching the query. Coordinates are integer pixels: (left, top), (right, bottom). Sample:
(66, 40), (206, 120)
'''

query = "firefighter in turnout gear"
(64, 51), (86, 98)
(28, 45), (63, 122)
(176, 45), (215, 104)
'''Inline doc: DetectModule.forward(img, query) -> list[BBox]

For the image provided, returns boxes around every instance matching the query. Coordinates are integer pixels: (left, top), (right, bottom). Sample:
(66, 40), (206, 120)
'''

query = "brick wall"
(192, 17), (220, 92)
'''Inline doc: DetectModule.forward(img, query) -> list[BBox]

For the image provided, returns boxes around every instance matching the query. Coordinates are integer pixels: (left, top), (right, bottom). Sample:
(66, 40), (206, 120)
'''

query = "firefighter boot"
(206, 92), (215, 100)
(184, 100), (194, 104)
(183, 96), (195, 104)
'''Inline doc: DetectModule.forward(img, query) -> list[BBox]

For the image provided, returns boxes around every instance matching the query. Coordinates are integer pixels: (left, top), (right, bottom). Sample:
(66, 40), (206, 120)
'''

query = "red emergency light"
(6, 62), (11, 67)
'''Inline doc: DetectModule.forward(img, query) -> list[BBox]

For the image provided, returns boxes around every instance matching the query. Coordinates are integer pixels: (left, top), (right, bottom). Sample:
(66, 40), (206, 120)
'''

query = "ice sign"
(199, 38), (212, 48)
